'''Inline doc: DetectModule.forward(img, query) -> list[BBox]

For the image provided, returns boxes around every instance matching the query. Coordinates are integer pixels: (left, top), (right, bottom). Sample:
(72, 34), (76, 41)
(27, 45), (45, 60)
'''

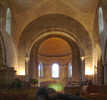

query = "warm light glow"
(85, 67), (94, 75)
(16, 68), (25, 75)
(48, 83), (64, 92)
(18, 70), (25, 75)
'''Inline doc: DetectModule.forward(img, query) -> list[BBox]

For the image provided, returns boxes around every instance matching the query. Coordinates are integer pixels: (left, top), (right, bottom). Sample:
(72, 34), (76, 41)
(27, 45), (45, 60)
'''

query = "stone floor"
(0, 86), (106, 100)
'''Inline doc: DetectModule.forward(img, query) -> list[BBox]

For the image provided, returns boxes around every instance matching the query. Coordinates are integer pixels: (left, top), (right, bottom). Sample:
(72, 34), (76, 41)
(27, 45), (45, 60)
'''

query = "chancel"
(0, 0), (107, 100)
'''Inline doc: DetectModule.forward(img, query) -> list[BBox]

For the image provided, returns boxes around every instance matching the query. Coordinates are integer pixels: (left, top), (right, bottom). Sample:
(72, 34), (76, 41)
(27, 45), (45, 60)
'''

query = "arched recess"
(0, 4), (18, 70)
(0, 30), (18, 69)
(28, 33), (85, 83)
(17, 14), (93, 77)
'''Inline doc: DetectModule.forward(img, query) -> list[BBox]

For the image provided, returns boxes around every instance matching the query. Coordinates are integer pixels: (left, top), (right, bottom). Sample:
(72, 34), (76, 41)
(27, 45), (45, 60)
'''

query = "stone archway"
(17, 14), (93, 83)
(27, 32), (84, 85)
(18, 14), (92, 51)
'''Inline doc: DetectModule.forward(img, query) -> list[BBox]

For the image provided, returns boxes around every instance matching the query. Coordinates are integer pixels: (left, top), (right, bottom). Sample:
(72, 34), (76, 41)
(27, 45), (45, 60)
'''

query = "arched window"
(52, 63), (59, 78)
(98, 7), (104, 34)
(68, 63), (72, 78)
(38, 62), (44, 78)
(6, 8), (11, 35)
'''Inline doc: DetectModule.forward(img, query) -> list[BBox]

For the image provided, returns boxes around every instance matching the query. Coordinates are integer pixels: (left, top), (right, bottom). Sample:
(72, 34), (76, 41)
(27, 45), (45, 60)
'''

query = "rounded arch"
(24, 31), (91, 61)
(28, 33), (84, 82)
(17, 14), (93, 78)
(18, 14), (92, 51)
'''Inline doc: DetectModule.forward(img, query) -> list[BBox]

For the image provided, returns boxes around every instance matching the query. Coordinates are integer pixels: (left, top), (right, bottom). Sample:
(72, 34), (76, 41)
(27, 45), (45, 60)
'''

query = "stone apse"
(17, 14), (101, 85)
(0, 0), (104, 86)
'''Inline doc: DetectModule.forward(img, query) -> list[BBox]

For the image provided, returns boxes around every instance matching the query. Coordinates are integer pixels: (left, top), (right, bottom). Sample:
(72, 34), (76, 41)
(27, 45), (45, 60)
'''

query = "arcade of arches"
(0, 0), (107, 87)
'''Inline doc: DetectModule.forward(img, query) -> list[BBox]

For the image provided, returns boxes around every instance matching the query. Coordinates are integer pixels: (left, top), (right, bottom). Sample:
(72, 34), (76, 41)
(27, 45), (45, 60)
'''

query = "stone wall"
(0, 32), (5, 67)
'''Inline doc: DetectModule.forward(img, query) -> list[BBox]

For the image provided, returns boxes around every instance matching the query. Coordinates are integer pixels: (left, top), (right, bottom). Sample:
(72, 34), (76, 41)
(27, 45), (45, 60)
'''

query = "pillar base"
(0, 66), (16, 87)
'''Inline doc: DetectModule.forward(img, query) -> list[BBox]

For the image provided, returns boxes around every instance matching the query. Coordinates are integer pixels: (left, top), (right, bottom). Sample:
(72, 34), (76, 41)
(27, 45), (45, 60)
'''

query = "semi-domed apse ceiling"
(38, 37), (72, 57)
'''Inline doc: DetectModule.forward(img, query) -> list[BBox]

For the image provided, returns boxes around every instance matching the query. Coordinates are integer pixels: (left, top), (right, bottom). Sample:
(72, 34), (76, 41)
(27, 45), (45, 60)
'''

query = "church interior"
(0, 0), (107, 100)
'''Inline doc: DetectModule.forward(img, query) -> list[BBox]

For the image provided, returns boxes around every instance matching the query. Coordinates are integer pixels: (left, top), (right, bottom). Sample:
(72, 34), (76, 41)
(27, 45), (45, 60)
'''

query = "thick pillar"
(25, 57), (30, 81)
(25, 57), (29, 76)
(81, 59), (85, 81)
(72, 49), (81, 85)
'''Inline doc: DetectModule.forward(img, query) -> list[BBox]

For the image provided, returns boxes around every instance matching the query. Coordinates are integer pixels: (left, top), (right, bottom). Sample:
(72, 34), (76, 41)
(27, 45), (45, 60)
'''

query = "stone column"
(72, 50), (81, 85)
(104, 64), (107, 85)
(81, 59), (85, 81)
(25, 57), (29, 76)
(25, 57), (30, 81)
